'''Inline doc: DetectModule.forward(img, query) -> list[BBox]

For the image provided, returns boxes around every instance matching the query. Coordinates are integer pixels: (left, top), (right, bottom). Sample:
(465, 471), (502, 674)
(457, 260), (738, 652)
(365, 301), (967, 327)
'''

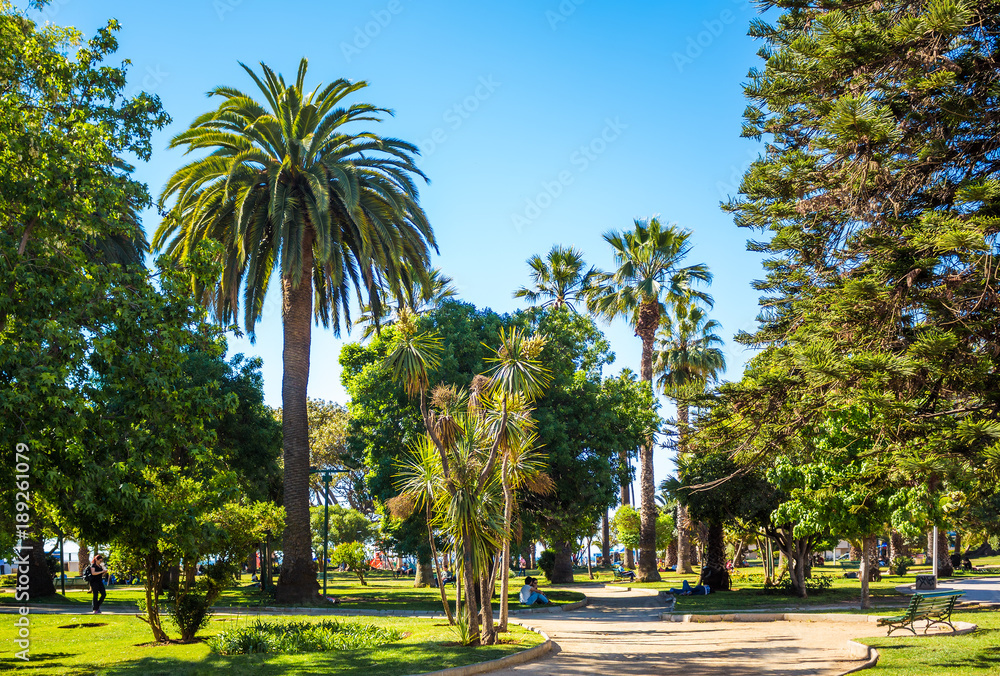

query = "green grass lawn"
(0, 612), (543, 675)
(1, 571), (585, 613)
(857, 609), (1000, 675)
(603, 565), (912, 613)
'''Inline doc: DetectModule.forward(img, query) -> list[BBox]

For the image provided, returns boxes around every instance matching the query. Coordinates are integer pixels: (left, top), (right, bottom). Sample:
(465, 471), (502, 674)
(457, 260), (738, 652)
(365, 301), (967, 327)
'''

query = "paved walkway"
(495, 586), (872, 676)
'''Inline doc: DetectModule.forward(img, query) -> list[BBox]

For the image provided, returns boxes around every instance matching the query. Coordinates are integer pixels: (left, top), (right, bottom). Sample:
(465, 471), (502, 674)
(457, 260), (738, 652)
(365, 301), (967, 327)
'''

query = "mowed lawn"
(1, 570), (585, 612)
(0, 613), (544, 675)
(598, 565), (915, 613)
(858, 609), (1000, 676)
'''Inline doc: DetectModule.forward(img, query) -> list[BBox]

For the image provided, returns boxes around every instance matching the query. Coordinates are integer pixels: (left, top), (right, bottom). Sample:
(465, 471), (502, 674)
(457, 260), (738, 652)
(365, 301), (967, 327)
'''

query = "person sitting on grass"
(519, 576), (549, 605)
(668, 579), (710, 596)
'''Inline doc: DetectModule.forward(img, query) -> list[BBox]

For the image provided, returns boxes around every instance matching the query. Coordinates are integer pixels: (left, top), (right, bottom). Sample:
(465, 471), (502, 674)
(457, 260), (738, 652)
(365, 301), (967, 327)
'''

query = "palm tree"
(153, 59), (435, 602)
(355, 266), (458, 339)
(654, 301), (725, 574)
(513, 245), (594, 311)
(586, 217), (711, 582)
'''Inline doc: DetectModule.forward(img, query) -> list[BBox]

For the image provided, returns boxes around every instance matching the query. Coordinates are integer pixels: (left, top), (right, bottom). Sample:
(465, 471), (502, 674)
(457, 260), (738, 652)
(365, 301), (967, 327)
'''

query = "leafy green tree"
(521, 308), (657, 582)
(717, 0), (1000, 586)
(311, 505), (373, 554)
(154, 59), (436, 602)
(514, 245), (595, 311)
(655, 300), (726, 574)
(330, 542), (370, 586)
(587, 217), (711, 581)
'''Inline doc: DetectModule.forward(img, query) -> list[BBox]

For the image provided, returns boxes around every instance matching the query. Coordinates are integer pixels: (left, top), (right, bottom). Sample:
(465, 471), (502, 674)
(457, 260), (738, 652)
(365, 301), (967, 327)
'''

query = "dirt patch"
(58, 623), (107, 629)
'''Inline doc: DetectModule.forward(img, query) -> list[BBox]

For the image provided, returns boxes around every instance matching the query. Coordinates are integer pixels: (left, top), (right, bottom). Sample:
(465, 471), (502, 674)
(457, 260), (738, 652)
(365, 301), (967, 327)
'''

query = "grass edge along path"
(0, 613), (546, 675)
(855, 609), (1000, 676)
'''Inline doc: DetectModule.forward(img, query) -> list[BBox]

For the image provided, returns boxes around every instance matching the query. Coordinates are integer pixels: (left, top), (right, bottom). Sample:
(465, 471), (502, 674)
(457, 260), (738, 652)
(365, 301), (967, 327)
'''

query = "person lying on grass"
(520, 577), (549, 605)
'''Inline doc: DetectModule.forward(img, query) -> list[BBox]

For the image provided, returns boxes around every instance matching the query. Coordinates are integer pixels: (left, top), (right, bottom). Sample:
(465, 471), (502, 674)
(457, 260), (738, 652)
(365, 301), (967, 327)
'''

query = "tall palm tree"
(153, 59), (435, 602)
(586, 217), (710, 582)
(654, 301), (725, 574)
(513, 245), (594, 311)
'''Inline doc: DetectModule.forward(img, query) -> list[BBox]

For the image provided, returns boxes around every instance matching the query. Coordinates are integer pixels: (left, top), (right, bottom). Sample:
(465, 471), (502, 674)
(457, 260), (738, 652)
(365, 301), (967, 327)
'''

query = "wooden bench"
(612, 565), (635, 582)
(876, 591), (966, 635)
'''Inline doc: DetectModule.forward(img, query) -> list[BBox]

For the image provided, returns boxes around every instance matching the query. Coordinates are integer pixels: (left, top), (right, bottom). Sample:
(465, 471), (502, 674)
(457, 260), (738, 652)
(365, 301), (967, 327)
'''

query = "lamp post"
(310, 467), (338, 598)
(932, 525), (939, 581)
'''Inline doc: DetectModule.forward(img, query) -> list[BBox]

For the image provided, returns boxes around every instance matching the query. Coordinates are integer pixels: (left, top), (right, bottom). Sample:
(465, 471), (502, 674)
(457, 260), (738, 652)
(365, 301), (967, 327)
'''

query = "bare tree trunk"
(141, 552), (169, 642)
(849, 541), (861, 562)
(935, 530), (954, 577)
(499, 470), (514, 631)
(889, 531), (905, 562)
(860, 535), (873, 609)
(479, 568), (496, 645)
(276, 230), (320, 604)
(425, 504), (454, 624)
(602, 511), (611, 568)
(461, 527), (481, 645)
(586, 535), (594, 579)
(666, 540), (677, 568)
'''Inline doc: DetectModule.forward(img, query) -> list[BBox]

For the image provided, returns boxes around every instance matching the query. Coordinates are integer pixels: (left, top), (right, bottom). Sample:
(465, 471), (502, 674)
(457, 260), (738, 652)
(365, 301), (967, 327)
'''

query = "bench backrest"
(909, 592), (964, 617)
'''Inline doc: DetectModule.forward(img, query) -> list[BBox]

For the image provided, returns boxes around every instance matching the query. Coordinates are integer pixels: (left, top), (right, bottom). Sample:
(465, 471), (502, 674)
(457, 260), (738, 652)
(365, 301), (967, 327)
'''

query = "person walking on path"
(86, 555), (109, 614)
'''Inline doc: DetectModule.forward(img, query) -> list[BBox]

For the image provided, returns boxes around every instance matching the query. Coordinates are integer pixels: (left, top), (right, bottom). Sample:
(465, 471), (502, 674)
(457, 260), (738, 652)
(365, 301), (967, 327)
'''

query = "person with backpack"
(84, 554), (109, 614)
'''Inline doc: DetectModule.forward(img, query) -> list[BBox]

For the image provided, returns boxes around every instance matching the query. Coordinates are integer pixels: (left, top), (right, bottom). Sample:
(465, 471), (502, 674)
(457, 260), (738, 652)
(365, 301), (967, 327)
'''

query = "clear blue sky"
(31, 0), (770, 495)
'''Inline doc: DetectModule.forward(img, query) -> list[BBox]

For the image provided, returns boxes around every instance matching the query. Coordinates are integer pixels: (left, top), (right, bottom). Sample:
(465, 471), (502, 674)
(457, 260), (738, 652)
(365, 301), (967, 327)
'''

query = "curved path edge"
(410, 621), (552, 676)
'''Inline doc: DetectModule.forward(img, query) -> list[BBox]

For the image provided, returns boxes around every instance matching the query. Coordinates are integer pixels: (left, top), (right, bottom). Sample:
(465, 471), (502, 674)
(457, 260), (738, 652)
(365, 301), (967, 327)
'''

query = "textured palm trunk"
(276, 231), (320, 604)
(20, 538), (55, 598)
(499, 467), (513, 631)
(77, 544), (89, 575)
(933, 530), (954, 577)
(635, 301), (661, 582)
(551, 540), (575, 583)
(675, 403), (694, 575)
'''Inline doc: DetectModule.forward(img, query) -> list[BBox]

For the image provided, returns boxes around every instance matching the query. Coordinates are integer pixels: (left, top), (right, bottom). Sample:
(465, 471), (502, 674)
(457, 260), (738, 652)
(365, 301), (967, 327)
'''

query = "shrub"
(890, 556), (914, 576)
(0, 574), (17, 587)
(330, 542), (369, 586)
(208, 619), (402, 655)
(536, 550), (556, 581)
(763, 574), (834, 595)
(167, 562), (236, 641)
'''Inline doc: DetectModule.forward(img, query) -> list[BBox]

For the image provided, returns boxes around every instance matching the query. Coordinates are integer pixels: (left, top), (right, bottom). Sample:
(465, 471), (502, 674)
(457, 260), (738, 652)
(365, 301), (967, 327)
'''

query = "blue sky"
(31, 0), (770, 494)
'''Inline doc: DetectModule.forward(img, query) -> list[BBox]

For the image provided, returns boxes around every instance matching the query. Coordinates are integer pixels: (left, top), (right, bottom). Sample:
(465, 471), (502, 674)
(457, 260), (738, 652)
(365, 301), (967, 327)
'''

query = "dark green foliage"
(167, 562), (236, 642)
(891, 556), (915, 576)
(536, 550), (556, 581)
(208, 619), (402, 655)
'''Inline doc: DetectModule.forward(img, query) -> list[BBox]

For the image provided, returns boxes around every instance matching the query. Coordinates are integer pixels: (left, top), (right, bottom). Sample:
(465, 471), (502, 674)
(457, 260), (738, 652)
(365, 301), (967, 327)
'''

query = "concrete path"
(494, 586), (871, 675)
(898, 577), (1000, 604)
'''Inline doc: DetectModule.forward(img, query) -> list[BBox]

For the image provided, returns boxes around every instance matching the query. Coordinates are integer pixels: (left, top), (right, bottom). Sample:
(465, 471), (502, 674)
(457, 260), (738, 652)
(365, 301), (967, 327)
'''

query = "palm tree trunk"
(675, 403), (694, 575)
(276, 230), (320, 604)
(499, 467), (513, 631)
(426, 503), (454, 624)
(619, 455), (634, 569)
(635, 301), (661, 582)
(860, 535), (873, 609)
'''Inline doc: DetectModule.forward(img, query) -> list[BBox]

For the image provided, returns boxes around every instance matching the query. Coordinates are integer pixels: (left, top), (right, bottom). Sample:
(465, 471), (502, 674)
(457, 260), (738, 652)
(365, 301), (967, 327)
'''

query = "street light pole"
(932, 525), (939, 580)
(310, 467), (338, 598)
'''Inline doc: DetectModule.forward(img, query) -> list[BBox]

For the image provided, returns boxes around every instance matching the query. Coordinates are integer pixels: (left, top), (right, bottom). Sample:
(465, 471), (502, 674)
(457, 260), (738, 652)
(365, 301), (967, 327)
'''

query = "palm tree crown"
(654, 302), (726, 396)
(514, 245), (594, 311)
(153, 58), (436, 337)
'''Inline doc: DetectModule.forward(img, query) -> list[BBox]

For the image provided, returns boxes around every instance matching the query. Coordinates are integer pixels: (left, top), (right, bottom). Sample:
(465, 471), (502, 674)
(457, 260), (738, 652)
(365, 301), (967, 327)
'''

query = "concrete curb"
(839, 641), (879, 675)
(507, 597), (588, 615)
(411, 621), (552, 676)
